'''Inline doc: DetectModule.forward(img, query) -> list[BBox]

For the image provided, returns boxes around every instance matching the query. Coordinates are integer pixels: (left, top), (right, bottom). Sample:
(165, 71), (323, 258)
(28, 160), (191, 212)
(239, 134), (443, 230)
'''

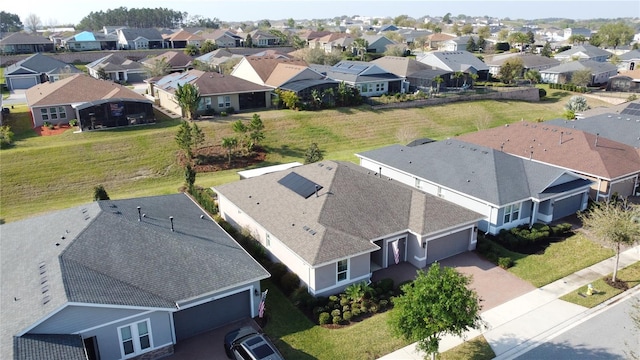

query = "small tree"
(184, 164), (196, 187)
(96, 67), (109, 80)
(245, 34), (253, 48)
(248, 114), (265, 148)
(200, 40), (217, 54)
(93, 185), (110, 201)
(433, 75), (444, 93)
(147, 58), (171, 77)
(232, 120), (251, 154)
(565, 95), (590, 112)
(524, 69), (542, 84)
(499, 57), (524, 84)
(175, 83), (201, 120)
(389, 264), (483, 359)
(578, 199), (640, 282)
(183, 43), (200, 56)
(175, 120), (194, 159)
(571, 69), (593, 87)
(541, 41), (553, 57)
(0, 125), (15, 148)
(221, 137), (238, 164)
(304, 143), (323, 164)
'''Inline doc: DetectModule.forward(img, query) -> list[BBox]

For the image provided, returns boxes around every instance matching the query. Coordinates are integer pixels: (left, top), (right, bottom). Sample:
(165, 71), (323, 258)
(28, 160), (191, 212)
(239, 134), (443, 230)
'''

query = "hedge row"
(548, 83), (589, 93)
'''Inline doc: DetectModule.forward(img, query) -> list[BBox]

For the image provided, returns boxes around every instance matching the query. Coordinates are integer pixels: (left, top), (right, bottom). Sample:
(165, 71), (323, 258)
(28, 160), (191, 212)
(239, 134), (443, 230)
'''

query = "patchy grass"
(0, 94), (611, 223)
(508, 233), (615, 287)
(561, 261), (640, 308)
(438, 336), (495, 360)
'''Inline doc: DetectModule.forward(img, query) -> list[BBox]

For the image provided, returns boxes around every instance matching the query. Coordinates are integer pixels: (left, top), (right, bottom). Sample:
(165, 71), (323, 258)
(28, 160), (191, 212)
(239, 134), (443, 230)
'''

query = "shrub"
(378, 299), (389, 310)
(340, 297), (350, 306)
(328, 295), (339, 302)
(226, 106), (235, 114)
(551, 223), (573, 236)
(351, 308), (361, 318)
(0, 125), (14, 149)
(280, 271), (300, 296)
(498, 257), (514, 269)
(538, 88), (546, 98)
(342, 305), (350, 312)
(343, 310), (353, 321)
(378, 278), (394, 293)
(313, 306), (325, 316)
(43, 121), (52, 128)
(69, 119), (78, 126)
(332, 315), (343, 325)
(269, 263), (288, 284)
(291, 286), (315, 310)
(220, 111), (228, 117)
(330, 309), (341, 317)
(318, 312), (331, 325)
(369, 304), (379, 314)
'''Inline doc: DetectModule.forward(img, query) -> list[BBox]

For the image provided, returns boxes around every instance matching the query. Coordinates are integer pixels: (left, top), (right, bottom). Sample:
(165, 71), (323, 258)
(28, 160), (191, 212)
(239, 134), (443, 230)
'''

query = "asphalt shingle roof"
(154, 69), (272, 95)
(214, 161), (482, 267)
(5, 53), (82, 76)
(546, 110), (640, 149)
(14, 334), (86, 360)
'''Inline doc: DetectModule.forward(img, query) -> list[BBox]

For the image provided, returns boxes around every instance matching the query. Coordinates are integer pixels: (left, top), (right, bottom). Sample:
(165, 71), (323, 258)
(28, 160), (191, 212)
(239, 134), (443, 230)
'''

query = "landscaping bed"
(561, 261), (640, 308)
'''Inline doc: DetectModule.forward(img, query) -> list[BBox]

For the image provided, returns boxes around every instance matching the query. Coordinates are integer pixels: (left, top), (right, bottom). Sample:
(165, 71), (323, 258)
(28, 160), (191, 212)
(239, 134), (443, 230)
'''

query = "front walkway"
(378, 245), (640, 360)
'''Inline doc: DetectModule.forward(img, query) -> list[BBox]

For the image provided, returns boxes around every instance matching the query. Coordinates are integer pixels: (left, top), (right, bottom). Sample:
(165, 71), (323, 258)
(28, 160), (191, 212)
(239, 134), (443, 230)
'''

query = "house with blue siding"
(1, 194), (269, 360)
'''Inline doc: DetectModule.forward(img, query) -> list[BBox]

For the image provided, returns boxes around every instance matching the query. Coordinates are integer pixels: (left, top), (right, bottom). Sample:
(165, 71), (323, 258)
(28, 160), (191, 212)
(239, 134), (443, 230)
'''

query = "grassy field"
(0, 88), (611, 223)
(561, 261), (640, 308)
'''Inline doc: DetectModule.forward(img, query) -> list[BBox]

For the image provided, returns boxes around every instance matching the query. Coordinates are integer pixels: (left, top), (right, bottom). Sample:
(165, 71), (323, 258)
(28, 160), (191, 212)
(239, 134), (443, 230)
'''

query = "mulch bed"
(180, 145), (268, 173)
(34, 124), (73, 136)
(604, 277), (629, 290)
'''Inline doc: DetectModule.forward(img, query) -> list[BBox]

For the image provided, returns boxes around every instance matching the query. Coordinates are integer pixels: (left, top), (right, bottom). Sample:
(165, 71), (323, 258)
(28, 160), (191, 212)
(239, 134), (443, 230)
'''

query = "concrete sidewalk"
(378, 246), (640, 360)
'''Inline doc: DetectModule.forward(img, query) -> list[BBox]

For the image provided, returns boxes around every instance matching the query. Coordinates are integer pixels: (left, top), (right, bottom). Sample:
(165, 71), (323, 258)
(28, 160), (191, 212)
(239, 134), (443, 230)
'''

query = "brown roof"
(264, 63), (308, 87)
(166, 29), (204, 42)
(456, 122), (640, 180)
(297, 30), (332, 41)
(619, 68), (640, 80)
(244, 56), (307, 82)
(143, 51), (193, 67)
(25, 74), (147, 107)
(313, 33), (351, 44)
(428, 33), (455, 42)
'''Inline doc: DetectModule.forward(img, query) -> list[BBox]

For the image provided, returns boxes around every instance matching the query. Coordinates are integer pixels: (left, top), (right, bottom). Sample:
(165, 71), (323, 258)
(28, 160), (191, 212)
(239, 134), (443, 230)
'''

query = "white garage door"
(427, 229), (471, 263)
(8, 76), (38, 90)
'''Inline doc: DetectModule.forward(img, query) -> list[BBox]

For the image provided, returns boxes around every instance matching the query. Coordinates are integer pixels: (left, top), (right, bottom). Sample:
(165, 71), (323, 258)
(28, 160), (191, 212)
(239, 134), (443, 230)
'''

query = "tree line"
(75, 7), (219, 31)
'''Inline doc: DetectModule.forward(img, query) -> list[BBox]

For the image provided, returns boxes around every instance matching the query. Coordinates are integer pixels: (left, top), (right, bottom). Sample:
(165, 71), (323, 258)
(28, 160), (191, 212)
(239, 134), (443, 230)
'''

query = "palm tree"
(221, 137), (237, 164)
(453, 71), (464, 88)
(434, 75), (444, 94)
(174, 83), (201, 120)
(352, 38), (369, 61)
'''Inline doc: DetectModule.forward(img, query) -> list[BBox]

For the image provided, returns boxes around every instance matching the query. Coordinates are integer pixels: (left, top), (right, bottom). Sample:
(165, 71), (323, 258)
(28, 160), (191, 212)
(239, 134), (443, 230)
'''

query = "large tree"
(174, 83), (201, 120)
(578, 199), (640, 282)
(0, 11), (23, 33)
(24, 13), (42, 33)
(499, 57), (524, 84)
(389, 264), (483, 359)
(597, 21), (635, 49)
(146, 58), (171, 77)
(571, 69), (593, 87)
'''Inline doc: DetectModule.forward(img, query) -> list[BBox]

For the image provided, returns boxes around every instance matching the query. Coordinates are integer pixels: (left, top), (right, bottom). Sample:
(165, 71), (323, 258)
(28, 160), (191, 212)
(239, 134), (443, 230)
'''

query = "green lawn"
(0, 91), (610, 223)
(507, 233), (615, 287)
(561, 261), (640, 308)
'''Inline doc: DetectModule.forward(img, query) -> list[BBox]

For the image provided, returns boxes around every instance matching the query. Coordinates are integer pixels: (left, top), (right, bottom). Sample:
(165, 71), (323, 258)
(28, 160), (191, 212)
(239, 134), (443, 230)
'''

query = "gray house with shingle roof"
(4, 53), (82, 90)
(214, 161), (484, 297)
(86, 54), (148, 83)
(310, 60), (404, 96)
(540, 59), (618, 85)
(116, 28), (165, 50)
(357, 139), (592, 235)
(1, 193), (269, 360)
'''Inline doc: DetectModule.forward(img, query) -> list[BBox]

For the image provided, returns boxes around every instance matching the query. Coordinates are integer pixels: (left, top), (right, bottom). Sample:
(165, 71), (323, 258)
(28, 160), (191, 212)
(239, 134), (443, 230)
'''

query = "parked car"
(224, 326), (284, 360)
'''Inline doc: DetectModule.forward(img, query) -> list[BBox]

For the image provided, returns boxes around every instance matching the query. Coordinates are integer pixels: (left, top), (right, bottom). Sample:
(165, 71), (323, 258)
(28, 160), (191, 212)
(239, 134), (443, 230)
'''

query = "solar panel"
(278, 172), (323, 198)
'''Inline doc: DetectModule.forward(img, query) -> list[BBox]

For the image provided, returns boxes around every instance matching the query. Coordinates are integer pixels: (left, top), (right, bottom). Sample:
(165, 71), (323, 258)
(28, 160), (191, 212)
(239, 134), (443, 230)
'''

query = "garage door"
(173, 290), (251, 341)
(8, 76), (38, 90)
(553, 193), (583, 221)
(427, 229), (471, 263)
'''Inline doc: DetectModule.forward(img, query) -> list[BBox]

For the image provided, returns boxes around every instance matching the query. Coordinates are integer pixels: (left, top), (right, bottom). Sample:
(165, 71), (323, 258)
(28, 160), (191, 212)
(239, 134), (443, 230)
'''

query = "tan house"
(230, 55), (308, 86)
(457, 122), (640, 200)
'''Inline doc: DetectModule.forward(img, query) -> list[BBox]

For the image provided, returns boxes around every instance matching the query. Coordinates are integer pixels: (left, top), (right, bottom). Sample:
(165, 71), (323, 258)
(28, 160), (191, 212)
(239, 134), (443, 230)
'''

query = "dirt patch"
(181, 145), (267, 173)
(35, 124), (74, 136)
(604, 277), (630, 290)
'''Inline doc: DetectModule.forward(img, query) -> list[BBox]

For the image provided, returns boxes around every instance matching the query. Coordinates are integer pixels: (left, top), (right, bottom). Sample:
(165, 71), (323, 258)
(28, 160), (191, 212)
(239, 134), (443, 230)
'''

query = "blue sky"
(5, 0), (639, 26)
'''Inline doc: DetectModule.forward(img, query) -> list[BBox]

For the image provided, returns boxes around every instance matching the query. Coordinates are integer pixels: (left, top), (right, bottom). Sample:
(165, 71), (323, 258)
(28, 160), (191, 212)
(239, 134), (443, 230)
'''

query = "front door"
(84, 336), (100, 360)
(386, 237), (406, 267)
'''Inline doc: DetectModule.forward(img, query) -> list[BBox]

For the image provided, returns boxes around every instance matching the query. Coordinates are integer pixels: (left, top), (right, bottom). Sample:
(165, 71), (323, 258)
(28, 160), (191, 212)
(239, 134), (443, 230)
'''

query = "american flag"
(258, 289), (268, 318)
(392, 241), (400, 264)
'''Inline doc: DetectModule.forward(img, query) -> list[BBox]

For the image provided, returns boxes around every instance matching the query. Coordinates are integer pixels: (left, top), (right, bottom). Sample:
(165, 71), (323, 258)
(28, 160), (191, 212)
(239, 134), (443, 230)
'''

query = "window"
(58, 107), (66, 119)
(40, 108), (49, 120)
(337, 259), (348, 282)
(198, 97), (212, 110)
(118, 320), (152, 357)
(503, 203), (520, 224)
(218, 96), (231, 108)
(49, 107), (58, 120)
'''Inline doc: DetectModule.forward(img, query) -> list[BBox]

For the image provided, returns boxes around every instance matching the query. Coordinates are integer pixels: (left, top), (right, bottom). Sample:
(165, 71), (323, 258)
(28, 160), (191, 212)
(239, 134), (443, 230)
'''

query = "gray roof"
(555, 44), (611, 58)
(310, 61), (402, 84)
(86, 54), (145, 72)
(1, 194), (268, 360)
(540, 59), (617, 74)
(119, 28), (164, 41)
(279, 78), (339, 92)
(14, 334), (86, 360)
(214, 161), (482, 267)
(484, 53), (560, 69)
(0, 32), (53, 45)
(546, 111), (640, 148)
(5, 53), (82, 76)
(619, 49), (640, 61)
(357, 139), (582, 206)
(417, 51), (489, 72)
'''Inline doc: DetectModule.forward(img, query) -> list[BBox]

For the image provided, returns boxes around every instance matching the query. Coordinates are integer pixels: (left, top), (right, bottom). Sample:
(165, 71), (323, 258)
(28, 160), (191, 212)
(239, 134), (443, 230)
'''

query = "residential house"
(439, 35), (483, 52)
(607, 69), (640, 93)
(425, 33), (455, 50)
(417, 51), (490, 82)
(357, 139), (593, 235)
(4, 53), (83, 90)
(214, 160), (484, 297)
(142, 51), (194, 72)
(457, 122), (640, 200)
(545, 101), (640, 148)
(1, 193), (270, 360)
(86, 54), (149, 83)
(61, 31), (118, 51)
(360, 34), (396, 53)
(200, 29), (244, 48)
(117, 28), (165, 50)
(563, 27), (593, 40)
(248, 30), (280, 47)
(539, 59), (618, 85)
(231, 55), (308, 86)
(264, 63), (339, 103)
(0, 32), (54, 54)
(309, 33), (354, 54)
(617, 49), (640, 71)
(164, 29), (204, 49)
(553, 44), (610, 62)
(311, 60), (404, 96)
(484, 53), (560, 77)
(26, 74), (154, 129)
(150, 69), (272, 115)
(394, 29), (432, 48)
(371, 56), (451, 92)
(297, 30), (332, 46)
(195, 48), (244, 73)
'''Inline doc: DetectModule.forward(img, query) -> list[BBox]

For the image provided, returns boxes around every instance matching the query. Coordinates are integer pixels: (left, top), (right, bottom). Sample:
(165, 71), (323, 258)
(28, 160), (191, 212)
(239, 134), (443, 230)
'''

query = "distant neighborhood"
(1, 9), (640, 360)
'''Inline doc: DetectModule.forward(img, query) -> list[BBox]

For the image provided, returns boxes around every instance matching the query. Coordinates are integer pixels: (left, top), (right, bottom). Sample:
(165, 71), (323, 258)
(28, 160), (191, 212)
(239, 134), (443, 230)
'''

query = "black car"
(224, 326), (284, 360)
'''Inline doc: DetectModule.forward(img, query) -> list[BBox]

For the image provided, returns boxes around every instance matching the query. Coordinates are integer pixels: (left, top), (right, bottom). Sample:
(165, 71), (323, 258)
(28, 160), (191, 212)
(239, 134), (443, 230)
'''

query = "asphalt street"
(517, 291), (640, 359)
